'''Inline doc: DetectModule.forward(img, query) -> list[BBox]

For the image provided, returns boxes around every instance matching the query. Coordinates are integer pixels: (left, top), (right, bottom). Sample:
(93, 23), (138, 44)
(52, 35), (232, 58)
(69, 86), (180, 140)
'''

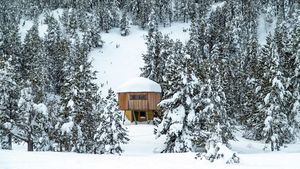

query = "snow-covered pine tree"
(127, 0), (151, 29)
(242, 34), (264, 138)
(59, 34), (100, 153)
(73, 46), (100, 153)
(21, 20), (46, 102)
(186, 16), (207, 67)
(141, 9), (164, 84)
(66, 8), (78, 37)
(0, 14), (22, 83)
(244, 33), (274, 141)
(95, 0), (119, 33)
(173, 0), (189, 22)
(193, 78), (238, 163)
(158, 35), (174, 96)
(153, 0), (172, 27)
(156, 54), (200, 153)
(290, 13), (300, 134)
(82, 23), (104, 51)
(0, 58), (18, 150)
(76, 6), (89, 32)
(44, 14), (69, 94)
(94, 89), (129, 155)
(241, 26), (260, 127)
(59, 35), (81, 152)
(193, 43), (236, 163)
(259, 34), (293, 151)
(161, 40), (185, 100)
(17, 83), (48, 151)
(120, 11), (130, 36)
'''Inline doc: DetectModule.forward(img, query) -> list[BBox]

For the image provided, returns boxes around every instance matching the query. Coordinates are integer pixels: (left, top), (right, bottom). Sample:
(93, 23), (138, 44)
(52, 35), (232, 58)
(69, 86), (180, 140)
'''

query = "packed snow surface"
(117, 77), (161, 93)
(1, 125), (300, 169)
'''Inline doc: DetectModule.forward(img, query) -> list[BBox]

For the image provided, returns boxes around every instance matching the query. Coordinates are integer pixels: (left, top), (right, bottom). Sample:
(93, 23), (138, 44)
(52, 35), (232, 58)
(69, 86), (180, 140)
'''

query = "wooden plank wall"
(148, 93), (161, 110)
(118, 92), (161, 111)
(118, 93), (128, 110)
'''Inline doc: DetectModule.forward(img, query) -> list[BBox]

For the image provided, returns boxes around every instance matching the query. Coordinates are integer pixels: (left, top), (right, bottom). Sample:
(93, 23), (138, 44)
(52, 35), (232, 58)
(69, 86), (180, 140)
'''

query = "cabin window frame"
(130, 94), (148, 100)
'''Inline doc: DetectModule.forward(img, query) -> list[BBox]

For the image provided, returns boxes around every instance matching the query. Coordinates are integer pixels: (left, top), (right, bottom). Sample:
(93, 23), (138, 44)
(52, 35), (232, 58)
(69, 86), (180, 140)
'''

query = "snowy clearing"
(1, 124), (300, 169)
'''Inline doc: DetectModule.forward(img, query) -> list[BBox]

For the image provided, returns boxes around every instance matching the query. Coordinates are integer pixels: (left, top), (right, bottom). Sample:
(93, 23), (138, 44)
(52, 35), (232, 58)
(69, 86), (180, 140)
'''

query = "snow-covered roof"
(117, 77), (161, 93)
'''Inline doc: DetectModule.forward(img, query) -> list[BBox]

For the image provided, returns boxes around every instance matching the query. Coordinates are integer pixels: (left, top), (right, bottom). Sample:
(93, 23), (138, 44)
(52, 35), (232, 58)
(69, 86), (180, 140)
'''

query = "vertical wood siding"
(118, 92), (161, 111)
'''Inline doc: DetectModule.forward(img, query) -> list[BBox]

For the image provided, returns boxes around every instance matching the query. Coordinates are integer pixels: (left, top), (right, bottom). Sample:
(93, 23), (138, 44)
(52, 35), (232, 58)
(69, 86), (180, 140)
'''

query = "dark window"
(130, 95), (147, 100)
(140, 111), (146, 117)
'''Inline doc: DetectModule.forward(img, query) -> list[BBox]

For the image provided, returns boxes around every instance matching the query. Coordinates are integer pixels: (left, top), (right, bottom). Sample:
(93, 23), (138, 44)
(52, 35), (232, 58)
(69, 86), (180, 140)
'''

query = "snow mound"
(61, 121), (74, 134)
(117, 77), (161, 93)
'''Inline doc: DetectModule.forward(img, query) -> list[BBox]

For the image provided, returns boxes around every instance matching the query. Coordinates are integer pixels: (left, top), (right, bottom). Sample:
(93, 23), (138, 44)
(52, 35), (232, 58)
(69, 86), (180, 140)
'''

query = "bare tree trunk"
(27, 139), (34, 151)
(27, 131), (34, 151)
(8, 133), (12, 150)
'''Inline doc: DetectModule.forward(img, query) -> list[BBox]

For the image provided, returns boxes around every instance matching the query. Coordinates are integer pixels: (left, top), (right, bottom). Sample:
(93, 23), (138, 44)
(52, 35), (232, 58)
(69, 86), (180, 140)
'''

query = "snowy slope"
(90, 22), (190, 93)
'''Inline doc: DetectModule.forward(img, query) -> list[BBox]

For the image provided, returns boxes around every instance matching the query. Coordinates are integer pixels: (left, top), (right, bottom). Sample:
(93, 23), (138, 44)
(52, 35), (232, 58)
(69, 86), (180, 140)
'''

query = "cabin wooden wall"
(118, 93), (128, 109)
(118, 92), (161, 111)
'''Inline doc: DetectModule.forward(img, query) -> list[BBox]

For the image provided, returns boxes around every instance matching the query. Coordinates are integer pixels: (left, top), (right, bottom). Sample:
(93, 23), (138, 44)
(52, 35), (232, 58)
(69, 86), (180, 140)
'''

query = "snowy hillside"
(91, 22), (190, 93)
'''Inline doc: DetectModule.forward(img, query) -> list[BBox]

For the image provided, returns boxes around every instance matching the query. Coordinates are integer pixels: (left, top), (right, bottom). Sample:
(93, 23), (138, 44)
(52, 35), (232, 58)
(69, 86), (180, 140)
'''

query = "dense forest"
(0, 0), (299, 161)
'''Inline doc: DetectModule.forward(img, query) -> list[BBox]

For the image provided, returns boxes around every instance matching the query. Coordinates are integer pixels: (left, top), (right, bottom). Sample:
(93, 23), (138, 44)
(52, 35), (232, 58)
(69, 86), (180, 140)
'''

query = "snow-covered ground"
(1, 124), (300, 169)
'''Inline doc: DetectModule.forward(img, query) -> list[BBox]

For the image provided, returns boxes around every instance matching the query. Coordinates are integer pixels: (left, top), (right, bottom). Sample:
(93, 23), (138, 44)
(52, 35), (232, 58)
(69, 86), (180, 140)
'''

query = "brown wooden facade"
(118, 92), (161, 122)
(118, 92), (161, 111)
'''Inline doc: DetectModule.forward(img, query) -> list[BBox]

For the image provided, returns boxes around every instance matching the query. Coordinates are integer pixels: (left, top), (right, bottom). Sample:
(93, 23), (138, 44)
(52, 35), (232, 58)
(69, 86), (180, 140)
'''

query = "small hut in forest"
(117, 77), (161, 123)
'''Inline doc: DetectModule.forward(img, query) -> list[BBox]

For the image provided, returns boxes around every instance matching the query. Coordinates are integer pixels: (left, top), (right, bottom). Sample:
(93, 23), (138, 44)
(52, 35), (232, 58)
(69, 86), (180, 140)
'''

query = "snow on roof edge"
(117, 77), (161, 93)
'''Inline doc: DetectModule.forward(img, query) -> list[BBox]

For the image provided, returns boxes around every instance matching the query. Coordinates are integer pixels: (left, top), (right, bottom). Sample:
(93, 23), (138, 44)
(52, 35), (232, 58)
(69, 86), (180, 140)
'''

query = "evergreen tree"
(66, 8), (78, 37)
(246, 34), (294, 150)
(59, 35), (100, 153)
(120, 11), (130, 36)
(161, 40), (184, 99)
(44, 15), (61, 93)
(153, 0), (172, 27)
(94, 89), (129, 154)
(141, 10), (164, 84)
(173, 0), (189, 22)
(0, 58), (18, 150)
(21, 20), (45, 103)
(261, 42), (293, 151)
(290, 14), (300, 133)
(17, 84), (48, 151)
(156, 54), (200, 153)
(127, 0), (151, 29)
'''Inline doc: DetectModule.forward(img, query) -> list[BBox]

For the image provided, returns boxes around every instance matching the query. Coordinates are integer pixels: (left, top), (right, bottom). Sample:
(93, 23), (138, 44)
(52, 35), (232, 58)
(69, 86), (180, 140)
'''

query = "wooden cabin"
(117, 77), (161, 123)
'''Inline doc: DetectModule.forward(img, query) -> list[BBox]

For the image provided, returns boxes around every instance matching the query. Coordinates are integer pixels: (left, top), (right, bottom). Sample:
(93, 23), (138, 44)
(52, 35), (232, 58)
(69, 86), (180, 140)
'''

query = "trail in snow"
(123, 124), (158, 155)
